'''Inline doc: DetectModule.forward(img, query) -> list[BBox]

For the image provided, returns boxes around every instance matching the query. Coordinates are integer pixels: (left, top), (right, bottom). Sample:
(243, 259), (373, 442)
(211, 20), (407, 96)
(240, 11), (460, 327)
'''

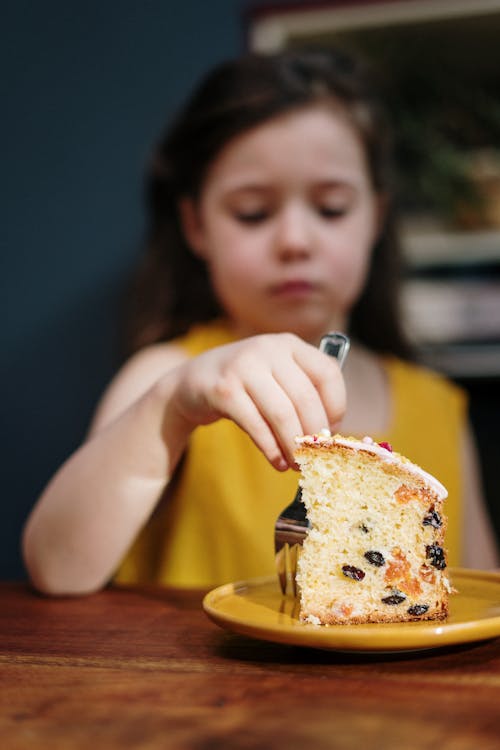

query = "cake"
(294, 432), (452, 625)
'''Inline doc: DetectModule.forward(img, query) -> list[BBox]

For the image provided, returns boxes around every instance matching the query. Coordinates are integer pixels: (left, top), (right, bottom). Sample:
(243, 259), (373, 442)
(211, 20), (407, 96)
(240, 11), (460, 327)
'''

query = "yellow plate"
(203, 568), (500, 652)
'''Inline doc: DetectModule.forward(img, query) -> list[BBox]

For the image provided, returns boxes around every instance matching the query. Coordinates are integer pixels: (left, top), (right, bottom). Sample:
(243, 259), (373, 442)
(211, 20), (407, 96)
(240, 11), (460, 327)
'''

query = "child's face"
(181, 105), (383, 343)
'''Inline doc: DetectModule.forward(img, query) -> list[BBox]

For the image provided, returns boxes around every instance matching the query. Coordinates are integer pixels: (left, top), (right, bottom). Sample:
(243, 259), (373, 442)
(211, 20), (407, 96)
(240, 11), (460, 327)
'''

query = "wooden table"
(1, 581), (499, 749)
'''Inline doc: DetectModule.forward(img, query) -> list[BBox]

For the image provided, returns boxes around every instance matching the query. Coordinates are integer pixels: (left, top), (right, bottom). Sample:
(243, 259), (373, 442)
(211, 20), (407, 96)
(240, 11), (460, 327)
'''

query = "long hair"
(125, 49), (412, 359)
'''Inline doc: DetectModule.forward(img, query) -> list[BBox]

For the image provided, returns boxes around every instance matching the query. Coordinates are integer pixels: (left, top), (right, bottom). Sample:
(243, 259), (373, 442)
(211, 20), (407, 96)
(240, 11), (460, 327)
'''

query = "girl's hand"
(166, 333), (346, 471)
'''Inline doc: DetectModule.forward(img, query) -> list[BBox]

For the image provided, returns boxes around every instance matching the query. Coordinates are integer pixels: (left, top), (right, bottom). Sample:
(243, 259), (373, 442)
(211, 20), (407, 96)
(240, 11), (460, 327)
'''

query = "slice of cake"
(294, 432), (452, 625)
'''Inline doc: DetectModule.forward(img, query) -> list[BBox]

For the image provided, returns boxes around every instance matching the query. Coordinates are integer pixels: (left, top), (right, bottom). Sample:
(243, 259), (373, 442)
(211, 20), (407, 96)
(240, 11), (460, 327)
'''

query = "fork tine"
(275, 541), (300, 597)
(284, 543), (293, 596)
(275, 520), (306, 595)
(275, 543), (287, 594)
(275, 511), (308, 596)
(288, 543), (299, 598)
(279, 590), (301, 619)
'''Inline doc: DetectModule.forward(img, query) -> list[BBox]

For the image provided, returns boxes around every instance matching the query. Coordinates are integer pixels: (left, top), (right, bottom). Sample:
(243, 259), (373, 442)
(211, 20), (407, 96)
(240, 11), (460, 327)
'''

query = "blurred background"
(3, 0), (500, 579)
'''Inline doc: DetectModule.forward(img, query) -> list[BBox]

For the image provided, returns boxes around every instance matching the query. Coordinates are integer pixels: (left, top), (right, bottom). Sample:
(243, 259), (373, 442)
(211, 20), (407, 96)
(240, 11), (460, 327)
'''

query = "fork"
(274, 331), (350, 597)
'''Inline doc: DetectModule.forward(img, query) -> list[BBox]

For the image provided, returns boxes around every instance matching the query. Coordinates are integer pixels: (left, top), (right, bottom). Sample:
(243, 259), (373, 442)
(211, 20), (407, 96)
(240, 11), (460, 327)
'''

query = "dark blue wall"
(2, 0), (247, 578)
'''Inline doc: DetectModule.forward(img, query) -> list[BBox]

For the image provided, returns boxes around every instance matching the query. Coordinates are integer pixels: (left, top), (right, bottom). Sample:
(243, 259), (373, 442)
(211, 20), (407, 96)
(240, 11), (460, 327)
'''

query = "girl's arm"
(22, 333), (346, 595)
(22, 346), (192, 597)
(461, 423), (500, 569)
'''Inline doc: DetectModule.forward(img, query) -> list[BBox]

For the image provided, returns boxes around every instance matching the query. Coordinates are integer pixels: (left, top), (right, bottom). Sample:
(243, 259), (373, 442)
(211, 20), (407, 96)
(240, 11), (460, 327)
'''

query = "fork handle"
(319, 332), (350, 370)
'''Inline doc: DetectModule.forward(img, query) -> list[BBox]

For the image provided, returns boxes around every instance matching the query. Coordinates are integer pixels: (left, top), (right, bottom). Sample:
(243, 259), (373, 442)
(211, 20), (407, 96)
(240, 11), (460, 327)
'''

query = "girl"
(23, 50), (499, 595)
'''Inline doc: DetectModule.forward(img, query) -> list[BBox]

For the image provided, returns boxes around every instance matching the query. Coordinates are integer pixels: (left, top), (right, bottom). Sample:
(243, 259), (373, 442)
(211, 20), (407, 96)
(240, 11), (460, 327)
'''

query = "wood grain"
(1, 582), (499, 749)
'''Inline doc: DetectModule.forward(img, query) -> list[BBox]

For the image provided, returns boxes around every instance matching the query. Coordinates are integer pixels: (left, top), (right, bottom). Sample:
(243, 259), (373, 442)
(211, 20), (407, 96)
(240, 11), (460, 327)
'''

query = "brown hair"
(125, 49), (412, 359)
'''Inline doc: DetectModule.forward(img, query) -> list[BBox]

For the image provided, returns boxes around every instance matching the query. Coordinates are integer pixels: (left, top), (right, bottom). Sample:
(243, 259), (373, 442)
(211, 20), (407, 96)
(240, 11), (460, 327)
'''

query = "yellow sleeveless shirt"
(115, 320), (466, 587)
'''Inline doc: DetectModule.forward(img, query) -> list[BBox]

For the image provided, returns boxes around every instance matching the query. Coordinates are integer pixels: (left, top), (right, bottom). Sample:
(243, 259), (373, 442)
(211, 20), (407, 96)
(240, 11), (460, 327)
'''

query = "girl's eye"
(319, 206), (348, 219)
(234, 210), (269, 224)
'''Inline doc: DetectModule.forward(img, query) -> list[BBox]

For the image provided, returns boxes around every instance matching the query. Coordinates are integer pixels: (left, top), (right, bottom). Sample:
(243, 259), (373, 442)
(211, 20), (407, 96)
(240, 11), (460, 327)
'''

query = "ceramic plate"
(203, 568), (500, 652)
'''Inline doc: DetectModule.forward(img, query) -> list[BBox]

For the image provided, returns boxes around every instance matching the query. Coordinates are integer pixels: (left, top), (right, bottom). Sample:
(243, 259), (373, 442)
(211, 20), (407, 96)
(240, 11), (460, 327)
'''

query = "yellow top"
(115, 320), (466, 587)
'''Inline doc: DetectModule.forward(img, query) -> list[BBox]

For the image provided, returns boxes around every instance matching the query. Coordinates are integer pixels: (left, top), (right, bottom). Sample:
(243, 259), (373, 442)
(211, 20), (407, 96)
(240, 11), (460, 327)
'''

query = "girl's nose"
(273, 204), (312, 260)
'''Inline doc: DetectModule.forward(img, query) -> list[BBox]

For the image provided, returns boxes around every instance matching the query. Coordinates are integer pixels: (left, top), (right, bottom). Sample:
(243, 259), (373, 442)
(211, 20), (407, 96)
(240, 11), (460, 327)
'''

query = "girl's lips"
(270, 280), (318, 297)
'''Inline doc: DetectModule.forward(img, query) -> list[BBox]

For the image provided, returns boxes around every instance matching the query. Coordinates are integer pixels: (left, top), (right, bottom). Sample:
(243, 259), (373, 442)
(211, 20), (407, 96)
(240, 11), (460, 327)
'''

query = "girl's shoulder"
(89, 341), (189, 435)
(89, 320), (237, 434)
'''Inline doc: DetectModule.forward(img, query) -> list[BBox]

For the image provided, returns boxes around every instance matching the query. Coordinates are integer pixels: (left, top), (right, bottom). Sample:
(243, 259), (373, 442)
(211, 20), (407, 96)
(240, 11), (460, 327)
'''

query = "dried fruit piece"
(342, 565), (365, 581)
(381, 591), (406, 605)
(426, 543), (446, 570)
(423, 509), (442, 528)
(407, 604), (429, 616)
(364, 550), (385, 567)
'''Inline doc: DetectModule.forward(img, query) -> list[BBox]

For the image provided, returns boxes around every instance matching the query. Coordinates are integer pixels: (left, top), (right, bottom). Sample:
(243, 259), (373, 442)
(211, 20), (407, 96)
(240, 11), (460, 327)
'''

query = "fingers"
(290, 342), (347, 429)
(217, 384), (292, 471)
(226, 334), (346, 467)
(176, 351), (293, 469)
(271, 358), (335, 436)
(240, 368), (307, 467)
(176, 333), (347, 470)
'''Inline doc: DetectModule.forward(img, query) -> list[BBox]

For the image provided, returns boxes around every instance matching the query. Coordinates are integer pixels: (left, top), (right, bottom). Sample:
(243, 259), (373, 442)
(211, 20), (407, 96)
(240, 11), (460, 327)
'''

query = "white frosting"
(295, 432), (447, 500)
(304, 614), (321, 626)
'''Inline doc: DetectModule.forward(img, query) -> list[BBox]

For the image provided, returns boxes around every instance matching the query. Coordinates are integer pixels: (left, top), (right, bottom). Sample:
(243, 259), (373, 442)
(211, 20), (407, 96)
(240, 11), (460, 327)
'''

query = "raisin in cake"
(294, 433), (452, 625)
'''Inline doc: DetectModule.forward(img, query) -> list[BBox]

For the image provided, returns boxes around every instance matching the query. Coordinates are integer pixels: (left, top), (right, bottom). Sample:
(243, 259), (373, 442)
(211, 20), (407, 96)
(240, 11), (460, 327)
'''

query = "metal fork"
(274, 331), (350, 596)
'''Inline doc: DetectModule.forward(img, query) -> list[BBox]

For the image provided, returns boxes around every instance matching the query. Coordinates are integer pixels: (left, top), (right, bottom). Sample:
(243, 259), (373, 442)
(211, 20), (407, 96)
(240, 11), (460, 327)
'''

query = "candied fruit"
(419, 564), (436, 584)
(394, 485), (417, 504)
(384, 548), (410, 583)
(398, 577), (422, 597)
